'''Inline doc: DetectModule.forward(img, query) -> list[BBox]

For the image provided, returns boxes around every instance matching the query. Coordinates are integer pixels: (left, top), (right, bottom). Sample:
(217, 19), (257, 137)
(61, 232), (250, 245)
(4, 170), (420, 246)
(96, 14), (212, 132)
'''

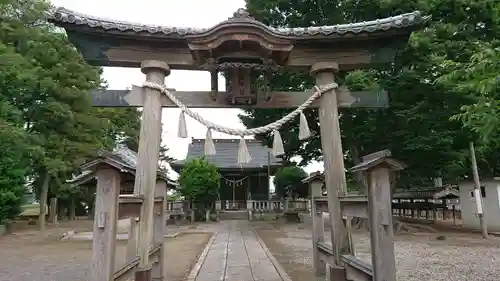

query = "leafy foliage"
(0, 104), (33, 223)
(243, 0), (500, 187)
(0, 0), (144, 224)
(179, 157), (220, 204)
(438, 44), (500, 142)
(273, 166), (308, 198)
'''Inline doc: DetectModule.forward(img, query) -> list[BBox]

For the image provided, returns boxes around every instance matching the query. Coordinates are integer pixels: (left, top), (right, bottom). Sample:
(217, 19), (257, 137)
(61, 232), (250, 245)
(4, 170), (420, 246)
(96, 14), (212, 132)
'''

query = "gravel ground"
(255, 222), (500, 281)
(0, 220), (212, 281)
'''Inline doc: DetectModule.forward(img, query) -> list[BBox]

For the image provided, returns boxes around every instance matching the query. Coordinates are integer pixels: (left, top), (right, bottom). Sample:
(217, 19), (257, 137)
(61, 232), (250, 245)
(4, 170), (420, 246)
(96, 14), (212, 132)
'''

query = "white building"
(458, 178), (500, 231)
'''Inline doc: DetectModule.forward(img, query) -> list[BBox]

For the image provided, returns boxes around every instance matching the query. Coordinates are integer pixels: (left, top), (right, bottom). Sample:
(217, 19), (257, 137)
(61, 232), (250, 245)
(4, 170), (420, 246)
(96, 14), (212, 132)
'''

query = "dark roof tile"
(171, 139), (281, 169)
(46, 7), (427, 38)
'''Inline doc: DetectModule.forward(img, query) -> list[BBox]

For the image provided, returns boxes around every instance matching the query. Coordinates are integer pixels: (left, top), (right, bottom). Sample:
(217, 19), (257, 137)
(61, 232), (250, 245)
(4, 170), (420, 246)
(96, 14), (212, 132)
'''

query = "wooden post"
(152, 179), (167, 281)
(367, 166), (397, 281)
(126, 217), (139, 262)
(69, 197), (76, 220)
(134, 60), (170, 279)
(311, 62), (351, 264)
(469, 141), (488, 238)
(91, 166), (121, 281)
(311, 197), (326, 276)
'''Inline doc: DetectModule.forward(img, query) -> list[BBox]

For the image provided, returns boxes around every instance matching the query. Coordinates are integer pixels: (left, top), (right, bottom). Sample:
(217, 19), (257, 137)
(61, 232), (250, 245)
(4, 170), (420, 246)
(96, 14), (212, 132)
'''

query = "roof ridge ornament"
(231, 8), (252, 20)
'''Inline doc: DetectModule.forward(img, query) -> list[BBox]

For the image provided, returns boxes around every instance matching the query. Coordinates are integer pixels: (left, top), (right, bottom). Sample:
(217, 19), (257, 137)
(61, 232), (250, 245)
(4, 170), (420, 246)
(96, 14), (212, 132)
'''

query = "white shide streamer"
(142, 82), (338, 163)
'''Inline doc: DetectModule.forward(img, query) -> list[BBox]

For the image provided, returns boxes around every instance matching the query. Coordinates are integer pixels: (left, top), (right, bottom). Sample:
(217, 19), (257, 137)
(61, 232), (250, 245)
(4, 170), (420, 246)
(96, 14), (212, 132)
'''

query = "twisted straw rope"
(142, 82), (338, 136)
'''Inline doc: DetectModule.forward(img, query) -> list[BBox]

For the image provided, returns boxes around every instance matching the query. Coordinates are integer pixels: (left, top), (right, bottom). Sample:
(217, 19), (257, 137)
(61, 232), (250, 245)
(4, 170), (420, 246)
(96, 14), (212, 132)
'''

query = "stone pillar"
(311, 62), (350, 267)
(91, 166), (121, 281)
(134, 60), (170, 280)
(247, 200), (254, 211)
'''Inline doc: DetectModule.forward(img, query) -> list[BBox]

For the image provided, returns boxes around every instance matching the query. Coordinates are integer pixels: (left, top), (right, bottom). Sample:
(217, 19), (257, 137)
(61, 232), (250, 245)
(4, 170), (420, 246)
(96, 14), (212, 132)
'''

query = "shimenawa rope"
(142, 82), (338, 163)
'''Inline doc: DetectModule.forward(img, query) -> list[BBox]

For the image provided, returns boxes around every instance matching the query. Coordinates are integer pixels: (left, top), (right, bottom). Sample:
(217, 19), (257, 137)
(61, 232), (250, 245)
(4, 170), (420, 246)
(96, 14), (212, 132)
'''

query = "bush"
(273, 166), (308, 198)
(179, 157), (220, 205)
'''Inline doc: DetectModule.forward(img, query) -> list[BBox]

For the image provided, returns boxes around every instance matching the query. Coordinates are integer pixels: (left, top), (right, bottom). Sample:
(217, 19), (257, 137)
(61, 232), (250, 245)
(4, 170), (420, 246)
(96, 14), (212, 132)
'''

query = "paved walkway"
(194, 220), (287, 281)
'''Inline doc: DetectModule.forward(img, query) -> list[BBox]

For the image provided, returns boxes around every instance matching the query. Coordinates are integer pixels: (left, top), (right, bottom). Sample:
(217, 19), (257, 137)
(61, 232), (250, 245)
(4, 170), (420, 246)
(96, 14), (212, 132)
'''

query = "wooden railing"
(312, 196), (374, 281)
(113, 244), (162, 281)
(311, 150), (401, 281)
(317, 242), (373, 281)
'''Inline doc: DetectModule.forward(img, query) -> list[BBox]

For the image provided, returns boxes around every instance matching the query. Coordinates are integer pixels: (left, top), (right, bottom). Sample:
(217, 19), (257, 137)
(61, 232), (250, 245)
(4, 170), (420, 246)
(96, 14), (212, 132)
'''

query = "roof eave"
(47, 7), (427, 42)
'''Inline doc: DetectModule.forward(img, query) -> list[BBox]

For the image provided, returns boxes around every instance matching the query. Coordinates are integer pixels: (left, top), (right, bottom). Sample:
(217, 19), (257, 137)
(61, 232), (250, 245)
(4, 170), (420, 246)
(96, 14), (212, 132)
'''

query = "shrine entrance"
(49, 6), (425, 281)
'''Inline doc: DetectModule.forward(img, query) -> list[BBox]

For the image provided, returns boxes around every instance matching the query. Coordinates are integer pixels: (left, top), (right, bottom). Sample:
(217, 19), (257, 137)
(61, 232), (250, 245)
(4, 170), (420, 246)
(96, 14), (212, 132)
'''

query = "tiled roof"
(46, 7), (426, 38)
(171, 139), (282, 169)
(393, 186), (459, 200)
(69, 145), (177, 186)
(302, 171), (324, 183)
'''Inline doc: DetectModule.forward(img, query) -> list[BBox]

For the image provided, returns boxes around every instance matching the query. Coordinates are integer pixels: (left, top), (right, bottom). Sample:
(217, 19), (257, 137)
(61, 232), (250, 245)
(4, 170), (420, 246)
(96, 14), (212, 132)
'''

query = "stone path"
(194, 220), (287, 281)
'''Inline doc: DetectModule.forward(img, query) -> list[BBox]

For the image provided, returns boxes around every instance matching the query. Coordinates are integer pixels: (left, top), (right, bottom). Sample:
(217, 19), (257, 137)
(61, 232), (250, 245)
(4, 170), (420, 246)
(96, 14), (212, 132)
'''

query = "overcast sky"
(49, 0), (324, 178)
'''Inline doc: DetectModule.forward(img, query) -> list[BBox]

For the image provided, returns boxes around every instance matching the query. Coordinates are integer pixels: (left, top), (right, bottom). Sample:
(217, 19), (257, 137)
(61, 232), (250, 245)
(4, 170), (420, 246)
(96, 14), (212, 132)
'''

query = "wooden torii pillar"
(133, 60), (170, 281)
(311, 62), (352, 277)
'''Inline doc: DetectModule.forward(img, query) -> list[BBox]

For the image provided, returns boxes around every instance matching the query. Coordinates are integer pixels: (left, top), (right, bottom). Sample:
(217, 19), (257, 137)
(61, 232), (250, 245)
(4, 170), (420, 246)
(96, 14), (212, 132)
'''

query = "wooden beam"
(90, 87), (388, 108)
(101, 44), (376, 70)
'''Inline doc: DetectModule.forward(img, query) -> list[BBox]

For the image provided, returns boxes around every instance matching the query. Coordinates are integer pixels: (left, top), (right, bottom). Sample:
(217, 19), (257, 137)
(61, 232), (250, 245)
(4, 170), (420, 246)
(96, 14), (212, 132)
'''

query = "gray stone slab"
(194, 221), (285, 281)
(195, 270), (224, 281)
(226, 265), (252, 276)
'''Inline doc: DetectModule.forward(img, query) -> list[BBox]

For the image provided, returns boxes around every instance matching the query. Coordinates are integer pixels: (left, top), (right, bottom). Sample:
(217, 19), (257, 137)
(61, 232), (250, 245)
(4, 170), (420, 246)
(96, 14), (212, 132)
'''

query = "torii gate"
(48, 7), (425, 281)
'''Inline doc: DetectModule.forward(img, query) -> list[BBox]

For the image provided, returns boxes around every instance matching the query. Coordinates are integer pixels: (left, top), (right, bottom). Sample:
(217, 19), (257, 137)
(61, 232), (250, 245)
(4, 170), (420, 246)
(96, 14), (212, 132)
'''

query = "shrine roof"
(68, 145), (177, 187)
(47, 7), (426, 39)
(171, 138), (282, 170)
(393, 186), (459, 200)
(302, 171), (324, 183)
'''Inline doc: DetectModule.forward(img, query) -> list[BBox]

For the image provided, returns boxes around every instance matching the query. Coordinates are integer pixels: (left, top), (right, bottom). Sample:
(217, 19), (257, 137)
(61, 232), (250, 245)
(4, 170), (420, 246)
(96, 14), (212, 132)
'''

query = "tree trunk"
(38, 173), (50, 236)
(351, 146), (368, 193)
(69, 197), (76, 220)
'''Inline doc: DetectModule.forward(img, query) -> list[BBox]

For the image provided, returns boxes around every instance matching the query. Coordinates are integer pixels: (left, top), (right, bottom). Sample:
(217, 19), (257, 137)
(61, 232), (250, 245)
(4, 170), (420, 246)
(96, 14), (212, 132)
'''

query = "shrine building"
(171, 138), (282, 209)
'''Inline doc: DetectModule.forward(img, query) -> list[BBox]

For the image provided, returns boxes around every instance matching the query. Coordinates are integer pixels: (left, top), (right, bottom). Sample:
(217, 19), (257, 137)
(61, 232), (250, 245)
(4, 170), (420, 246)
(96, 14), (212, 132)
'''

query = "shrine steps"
(218, 210), (249, 220)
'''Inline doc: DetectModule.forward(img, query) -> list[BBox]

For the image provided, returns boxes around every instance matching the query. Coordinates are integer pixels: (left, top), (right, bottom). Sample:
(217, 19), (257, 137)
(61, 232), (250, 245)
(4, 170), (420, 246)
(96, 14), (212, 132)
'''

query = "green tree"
(0, 102), (36, 224)
(438, 44), (500, 142)
(243, 0), (500, 187)
(179, 157), (220, 204)
(0, 0), (143, 231)
(273, 166), (308, 198)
